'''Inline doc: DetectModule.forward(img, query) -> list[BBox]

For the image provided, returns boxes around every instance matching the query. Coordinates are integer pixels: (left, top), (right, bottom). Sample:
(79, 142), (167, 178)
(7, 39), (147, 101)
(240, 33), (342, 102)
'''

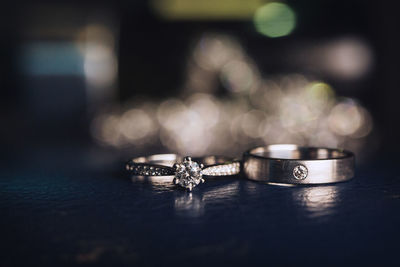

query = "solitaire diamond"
(293, 165), (308, 180)
(173, 157), (204, 191)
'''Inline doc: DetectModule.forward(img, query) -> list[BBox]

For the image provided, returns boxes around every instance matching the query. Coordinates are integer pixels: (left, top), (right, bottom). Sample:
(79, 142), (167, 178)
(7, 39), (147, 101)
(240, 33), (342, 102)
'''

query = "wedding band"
(243, 144), (355, 185)
(126, 154), (240, 191)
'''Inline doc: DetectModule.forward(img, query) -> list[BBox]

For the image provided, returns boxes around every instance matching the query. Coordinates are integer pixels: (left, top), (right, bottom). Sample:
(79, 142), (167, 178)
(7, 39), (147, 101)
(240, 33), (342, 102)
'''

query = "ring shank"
(131, 154), (237, 168)
(132, 154), (181, 167)
(127, 154), (178, 176)
(127, 154), (240, 177)
(243, 145), (355, 184)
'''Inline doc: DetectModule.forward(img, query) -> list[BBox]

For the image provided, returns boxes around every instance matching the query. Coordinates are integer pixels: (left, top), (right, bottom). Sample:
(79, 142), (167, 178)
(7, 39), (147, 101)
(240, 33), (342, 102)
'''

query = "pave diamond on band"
(125, 164), (175, 176)
(202, 162), (241, 176)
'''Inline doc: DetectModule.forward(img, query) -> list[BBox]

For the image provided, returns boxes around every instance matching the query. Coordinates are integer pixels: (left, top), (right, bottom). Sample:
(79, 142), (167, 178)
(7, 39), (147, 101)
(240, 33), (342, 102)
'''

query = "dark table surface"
(1, 145), (399, 266)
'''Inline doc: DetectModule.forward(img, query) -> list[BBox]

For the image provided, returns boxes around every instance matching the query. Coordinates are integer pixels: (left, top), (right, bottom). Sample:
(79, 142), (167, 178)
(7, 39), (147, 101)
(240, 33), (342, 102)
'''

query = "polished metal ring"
(243, 144), (355, 185)
(126, 154), (240, 191)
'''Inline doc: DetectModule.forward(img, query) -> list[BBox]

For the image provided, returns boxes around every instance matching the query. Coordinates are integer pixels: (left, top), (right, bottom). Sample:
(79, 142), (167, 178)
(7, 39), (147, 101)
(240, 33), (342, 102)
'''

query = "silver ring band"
(195, 156), (241, 177)
(243, 144), (355, 185)
(126, 154), (178, 176)
(126, 154), (240, 190)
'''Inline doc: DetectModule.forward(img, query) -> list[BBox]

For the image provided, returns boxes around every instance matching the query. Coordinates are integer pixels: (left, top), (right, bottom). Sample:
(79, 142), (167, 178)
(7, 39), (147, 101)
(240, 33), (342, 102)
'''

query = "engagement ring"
(126, 154), (240, 191)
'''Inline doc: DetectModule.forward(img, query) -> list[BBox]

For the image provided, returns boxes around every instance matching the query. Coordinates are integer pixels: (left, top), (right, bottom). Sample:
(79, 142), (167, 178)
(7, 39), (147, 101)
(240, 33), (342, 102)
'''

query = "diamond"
(202, 162), (240, 176)
(293, 165), (308, 180)
(173, 157), (204, 190)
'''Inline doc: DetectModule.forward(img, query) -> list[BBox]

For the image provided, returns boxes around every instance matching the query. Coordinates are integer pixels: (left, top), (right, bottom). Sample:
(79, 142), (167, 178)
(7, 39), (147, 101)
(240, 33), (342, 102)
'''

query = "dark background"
(1, 0), (400, 266)
(1, 0), (399, 153)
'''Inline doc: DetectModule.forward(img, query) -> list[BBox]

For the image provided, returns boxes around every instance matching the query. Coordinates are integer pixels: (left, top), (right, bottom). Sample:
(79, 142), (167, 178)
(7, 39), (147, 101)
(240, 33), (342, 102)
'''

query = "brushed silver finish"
(243, 144), (355, 184)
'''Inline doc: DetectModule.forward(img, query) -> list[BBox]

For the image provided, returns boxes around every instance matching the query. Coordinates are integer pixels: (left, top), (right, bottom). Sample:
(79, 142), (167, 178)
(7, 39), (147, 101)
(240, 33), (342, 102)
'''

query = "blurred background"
(1, 0), (399, 165)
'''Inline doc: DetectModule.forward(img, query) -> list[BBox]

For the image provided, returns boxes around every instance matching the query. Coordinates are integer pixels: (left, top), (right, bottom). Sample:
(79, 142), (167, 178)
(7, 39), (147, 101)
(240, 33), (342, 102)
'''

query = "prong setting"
(183, 156), (192, 162)
(173, 156), (204, 191)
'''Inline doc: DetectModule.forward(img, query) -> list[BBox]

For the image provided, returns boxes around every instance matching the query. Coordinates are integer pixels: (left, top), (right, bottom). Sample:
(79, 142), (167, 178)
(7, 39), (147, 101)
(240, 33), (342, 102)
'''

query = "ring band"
(126, 154), (240, 190)
(243, 144), (355, 185)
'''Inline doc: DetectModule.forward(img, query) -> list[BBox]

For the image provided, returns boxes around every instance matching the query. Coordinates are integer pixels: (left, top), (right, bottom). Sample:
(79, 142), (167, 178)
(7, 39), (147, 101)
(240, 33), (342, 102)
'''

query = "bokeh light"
(253, 2), (296, 38)
(220, 59), (260, 93)
(324, 38), (373, 80)
(151, 0), (266, 20)
(290, 37), (373, 81)
(91, 33), (374, 159)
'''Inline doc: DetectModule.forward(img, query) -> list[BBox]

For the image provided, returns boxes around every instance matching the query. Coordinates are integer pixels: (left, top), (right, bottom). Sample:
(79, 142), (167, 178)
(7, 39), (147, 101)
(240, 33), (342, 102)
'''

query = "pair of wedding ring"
(126, 144), (355, 191)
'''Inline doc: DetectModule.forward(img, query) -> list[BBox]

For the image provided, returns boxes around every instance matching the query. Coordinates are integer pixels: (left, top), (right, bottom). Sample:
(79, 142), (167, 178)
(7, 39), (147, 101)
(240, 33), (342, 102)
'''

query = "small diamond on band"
(293, 165), (308, 180)
(202, 162), (240, 176)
